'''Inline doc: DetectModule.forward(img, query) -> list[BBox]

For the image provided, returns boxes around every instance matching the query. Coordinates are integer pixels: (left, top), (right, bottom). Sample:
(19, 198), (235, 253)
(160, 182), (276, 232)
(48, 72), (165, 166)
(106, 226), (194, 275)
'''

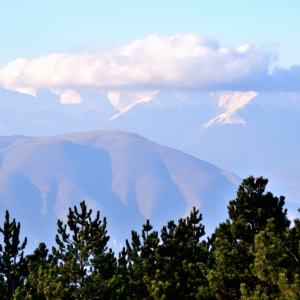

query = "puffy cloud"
(0, 34), (277, 94)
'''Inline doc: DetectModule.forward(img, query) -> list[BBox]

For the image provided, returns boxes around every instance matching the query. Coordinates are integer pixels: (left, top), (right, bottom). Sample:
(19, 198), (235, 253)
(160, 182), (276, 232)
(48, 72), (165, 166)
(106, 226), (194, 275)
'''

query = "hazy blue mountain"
(104, 91), (300, 209)
(0, 87), (299, 220)
(0, 88), (117, 136)
(0, 130), (240, 251)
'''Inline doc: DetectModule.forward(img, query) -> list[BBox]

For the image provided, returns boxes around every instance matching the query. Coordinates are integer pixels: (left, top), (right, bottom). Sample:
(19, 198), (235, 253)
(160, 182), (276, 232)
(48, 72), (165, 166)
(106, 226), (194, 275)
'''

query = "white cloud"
(0, 34), (274, 94)
(51, 89), (83, 104)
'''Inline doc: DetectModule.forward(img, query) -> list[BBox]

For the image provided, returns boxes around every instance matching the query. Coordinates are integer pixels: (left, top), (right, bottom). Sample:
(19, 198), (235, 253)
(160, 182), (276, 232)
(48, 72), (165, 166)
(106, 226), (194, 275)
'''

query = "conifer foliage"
(0, 211), (27, 300)
(41, 200), (115, 299)
(209, 176), (292, 299)
(13, 242), (56, 299)
(0, 176), (300, 299)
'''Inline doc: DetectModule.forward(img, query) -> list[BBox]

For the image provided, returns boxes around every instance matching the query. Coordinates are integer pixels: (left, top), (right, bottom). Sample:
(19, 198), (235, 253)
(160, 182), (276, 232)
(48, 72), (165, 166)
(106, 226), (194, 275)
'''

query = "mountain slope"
(1, 87), (299, 214)
(105, 91), (300, 208)
(0, 130), (240, 250)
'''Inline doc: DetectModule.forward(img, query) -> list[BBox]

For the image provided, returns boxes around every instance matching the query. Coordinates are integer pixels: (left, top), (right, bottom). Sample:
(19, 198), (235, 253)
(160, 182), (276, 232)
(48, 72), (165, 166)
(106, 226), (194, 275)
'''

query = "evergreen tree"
(13, 242), (56, 300)
(107, 246), (134, 299)
(0, 210), (27, 300)
(147, 208), (212, 299)
(37, 201), (116, 299)
(114, 208), (211, 299)
(275, 209), (300, 299)
(240, 218), (294, 299)
(209, 176), (290, 299)
(125, 220), (160, 299)
(4, 174), (299, 299)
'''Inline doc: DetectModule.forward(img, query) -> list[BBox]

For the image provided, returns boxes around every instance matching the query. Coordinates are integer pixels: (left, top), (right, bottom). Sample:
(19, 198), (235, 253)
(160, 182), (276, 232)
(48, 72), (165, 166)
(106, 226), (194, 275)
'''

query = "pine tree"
(107, 218), (161, 299)
(147, 208), (212, 299)
(0, 210), (27, 300)
(125, 220), (160, 299)
(209, 176), (290, 299)
(110, 208), (213, 299)
(240, 218), (294, 299)
(275, 209), (300, 299)
(37, 201), (116, 299)
(107, 246), (134, 299)
(13, 242), (56, 300)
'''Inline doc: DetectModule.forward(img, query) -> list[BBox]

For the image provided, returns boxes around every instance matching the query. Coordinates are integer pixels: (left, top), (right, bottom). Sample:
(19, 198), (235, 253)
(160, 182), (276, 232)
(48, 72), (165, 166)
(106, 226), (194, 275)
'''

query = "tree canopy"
(0, 175), (298, 299)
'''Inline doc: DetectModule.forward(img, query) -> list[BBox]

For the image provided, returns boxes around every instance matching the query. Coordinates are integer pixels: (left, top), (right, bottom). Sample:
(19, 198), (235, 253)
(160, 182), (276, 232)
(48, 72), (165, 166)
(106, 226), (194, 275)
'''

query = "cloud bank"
(0, 33), (298, 94)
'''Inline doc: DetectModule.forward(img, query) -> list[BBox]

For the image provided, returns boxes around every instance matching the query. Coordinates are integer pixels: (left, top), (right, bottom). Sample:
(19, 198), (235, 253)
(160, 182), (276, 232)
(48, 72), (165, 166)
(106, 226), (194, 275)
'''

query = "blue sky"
(0, 0), (299, 93)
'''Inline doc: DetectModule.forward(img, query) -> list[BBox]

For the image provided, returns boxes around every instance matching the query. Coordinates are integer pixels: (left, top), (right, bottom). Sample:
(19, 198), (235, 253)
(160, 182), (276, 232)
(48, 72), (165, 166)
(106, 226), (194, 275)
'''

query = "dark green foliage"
(272, 208), (300, 299)
(110, 207), (212, 299)
(0, 210), (27, 299)
(209, 176), (291, 299)
(125, 220), (160, 299)
(228, 176), (290, 244)
(3, 175), (300, 299)
(13, 243), (56, 300)
(28, 200), (116, 299)
(239, 219), (284, 299)
(149, 208), (211, 299)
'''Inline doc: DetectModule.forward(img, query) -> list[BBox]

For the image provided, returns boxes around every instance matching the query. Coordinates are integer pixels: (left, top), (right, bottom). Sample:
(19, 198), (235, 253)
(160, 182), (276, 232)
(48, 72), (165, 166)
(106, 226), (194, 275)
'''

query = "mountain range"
(0, 87), (299, 208)
(0, 130), (240, 251)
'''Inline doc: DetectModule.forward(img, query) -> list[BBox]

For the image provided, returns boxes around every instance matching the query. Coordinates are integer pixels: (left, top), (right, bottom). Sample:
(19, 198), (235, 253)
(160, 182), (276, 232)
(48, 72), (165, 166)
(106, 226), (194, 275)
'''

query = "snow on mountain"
(104, 90), (300, 213)
(0, 130), (240, 251)
(0, 87), (299, 221)
(0, 88), (117, 136)
(182, 91), (300, 174)
(201, 91), (258, 127)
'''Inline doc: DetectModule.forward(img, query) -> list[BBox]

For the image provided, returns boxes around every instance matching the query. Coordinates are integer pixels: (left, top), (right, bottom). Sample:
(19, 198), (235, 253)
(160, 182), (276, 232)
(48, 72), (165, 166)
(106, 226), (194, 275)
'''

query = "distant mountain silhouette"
(0, 87), (299, 224)
(0, 130), (240, 251)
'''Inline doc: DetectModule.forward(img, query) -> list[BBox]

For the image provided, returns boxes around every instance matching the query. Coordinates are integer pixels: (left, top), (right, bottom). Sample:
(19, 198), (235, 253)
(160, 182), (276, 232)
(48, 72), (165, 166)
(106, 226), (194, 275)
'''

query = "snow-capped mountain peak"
(202, 91), (258, 128)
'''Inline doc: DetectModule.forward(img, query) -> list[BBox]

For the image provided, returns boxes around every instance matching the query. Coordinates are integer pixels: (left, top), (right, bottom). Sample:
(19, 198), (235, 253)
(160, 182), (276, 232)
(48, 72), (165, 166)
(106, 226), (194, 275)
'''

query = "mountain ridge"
(0, 129), (240, 251)
(1, 87), (299, 216)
